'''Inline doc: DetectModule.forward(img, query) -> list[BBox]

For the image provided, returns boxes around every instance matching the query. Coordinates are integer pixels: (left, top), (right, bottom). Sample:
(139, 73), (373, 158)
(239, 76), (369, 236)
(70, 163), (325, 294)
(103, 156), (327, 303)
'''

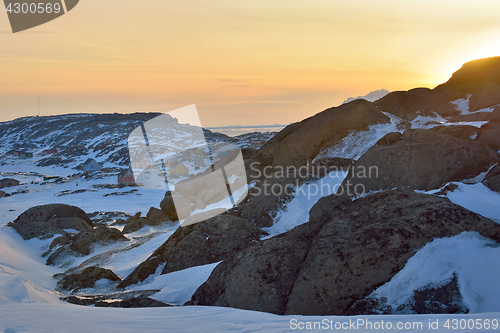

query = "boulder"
(44, 226), (128, 265)
(478, 127), (500, 151)
(70, 226), (127, 255)
(7, 204), (93, 240)
(431, 125), (479, 140)
(483, 164), (500, 192)
(348, 274), (468, 315)
(338, 129), (498, 195)
(121, 208), (173, 234)
(160, 191), (179, 221)
(63, 293), (171, 308)
(375, 132), (402, 146)
(411, 274), (468, 314)
(373, 87), (458, 120)
(254, 100), (390, 169)
(118, 214), (265, 289)
(146, 207), (171, 225)
(56, 266), (122, 292)
(122, 217), (150, 234)
(190, 190), (500, 315)
(95, 297), (170, 308)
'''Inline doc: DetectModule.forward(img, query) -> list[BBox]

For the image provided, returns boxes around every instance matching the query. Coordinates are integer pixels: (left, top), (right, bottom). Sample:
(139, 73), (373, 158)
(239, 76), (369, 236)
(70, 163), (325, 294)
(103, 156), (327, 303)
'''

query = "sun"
(438, 30), (500, 84)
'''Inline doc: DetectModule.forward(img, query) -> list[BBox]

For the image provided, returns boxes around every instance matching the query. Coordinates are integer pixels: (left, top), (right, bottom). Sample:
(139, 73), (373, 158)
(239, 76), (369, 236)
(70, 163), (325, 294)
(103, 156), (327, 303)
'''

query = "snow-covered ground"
(263, 171), (348, 237)
(371, 232), (500, 314)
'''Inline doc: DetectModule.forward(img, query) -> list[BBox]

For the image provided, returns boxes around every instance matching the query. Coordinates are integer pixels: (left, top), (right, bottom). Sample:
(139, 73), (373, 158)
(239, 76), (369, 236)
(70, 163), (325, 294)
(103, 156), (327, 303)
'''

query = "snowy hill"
(0, 112), (272, 172)
(342, 89), (391, 104)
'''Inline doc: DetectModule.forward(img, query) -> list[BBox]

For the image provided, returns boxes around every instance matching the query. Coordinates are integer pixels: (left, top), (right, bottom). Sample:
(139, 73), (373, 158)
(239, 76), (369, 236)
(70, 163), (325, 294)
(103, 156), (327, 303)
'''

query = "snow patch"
(129, 262), (220, 305)
(371, 232), (500, 313)
(316, 117), (402, 160)
(263, 171), (348, 237)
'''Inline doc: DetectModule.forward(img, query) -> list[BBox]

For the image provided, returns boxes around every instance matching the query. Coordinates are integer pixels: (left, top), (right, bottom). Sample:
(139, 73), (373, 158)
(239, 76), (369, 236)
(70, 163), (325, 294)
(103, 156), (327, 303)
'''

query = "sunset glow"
(2, 0), (500, 126)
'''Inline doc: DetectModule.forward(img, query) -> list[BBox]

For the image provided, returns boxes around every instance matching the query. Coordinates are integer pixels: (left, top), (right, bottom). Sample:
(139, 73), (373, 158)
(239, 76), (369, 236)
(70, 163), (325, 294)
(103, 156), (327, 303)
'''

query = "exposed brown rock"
(118, 214), (265, 289)
(484, 164), (500, 192)
(373, 88), (458, 120)
(190, 191), (500, 315)
(56, 266), (122, 292)
(338, 129), (498, 195)
(7, 204), (93, 240)
(254, 99), (390, 169)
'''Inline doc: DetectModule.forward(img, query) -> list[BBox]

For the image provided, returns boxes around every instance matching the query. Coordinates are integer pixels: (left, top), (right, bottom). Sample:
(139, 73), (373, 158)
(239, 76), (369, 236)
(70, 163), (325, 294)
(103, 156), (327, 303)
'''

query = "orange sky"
(2, 0), (500, 126)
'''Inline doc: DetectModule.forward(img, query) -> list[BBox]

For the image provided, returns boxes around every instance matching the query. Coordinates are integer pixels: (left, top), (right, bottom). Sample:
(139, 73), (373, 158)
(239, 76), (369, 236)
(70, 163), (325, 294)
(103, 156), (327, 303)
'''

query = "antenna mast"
(37, 96), (40, 117)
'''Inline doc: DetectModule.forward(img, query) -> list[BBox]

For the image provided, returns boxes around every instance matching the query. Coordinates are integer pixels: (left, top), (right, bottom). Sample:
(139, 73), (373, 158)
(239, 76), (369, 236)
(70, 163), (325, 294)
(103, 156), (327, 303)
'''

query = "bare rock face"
(190, 191), (500, 315)
(56, 266), (122, 292)
(187, 220), (323, 313)
(118, 214), (265, 289)
(254, 99), (390, 169)
(348, 274), (468, 315)
(436, 57), (500, 97)
(7, 204), (93, 240)
(70, 226), (127, 255)
(484, 164), (500, 192)
(159, 191), (180, 221)
(469, 82), (500, 111)
(478, 120), (500, 151)
(431, 125), (479, 140)
(338, 129), (498, 195)
(446, 112), (492, 123)
(121, 208), (174, 234)
(478, 129), (500, 151)
(436, 57), (500, 112)
(373, 87), (458, 120)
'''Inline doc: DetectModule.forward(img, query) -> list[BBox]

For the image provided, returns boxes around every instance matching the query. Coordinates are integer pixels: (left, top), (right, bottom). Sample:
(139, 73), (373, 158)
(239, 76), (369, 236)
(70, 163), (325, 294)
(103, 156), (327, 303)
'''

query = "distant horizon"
(0, 110), (291, 129)
(4, 1), (500, 127)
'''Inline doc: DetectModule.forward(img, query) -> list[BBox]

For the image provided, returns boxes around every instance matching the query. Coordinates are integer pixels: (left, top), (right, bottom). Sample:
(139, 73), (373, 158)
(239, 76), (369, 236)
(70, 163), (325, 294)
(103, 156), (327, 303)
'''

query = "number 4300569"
(6, 3), (62, 14)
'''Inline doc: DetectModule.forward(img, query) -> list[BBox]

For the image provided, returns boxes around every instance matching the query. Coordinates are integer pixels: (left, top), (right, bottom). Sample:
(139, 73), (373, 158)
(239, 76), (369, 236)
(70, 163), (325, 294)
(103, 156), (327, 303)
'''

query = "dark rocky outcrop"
(44, 226), (128, 265)
(121, 208), (174, 234)
(7, 204), (93, 240)
(348, 274), (468, 315)
(94, 297), (170, 308)
(160, 191), (180, 221)
(412, 274), (468, 314)
(69, 226), (127, 255)
(469, 82), (500, 111)
(56, 266), (122, 292)
(431, 125), (479, 140)
(190, 190), (500, 315)
(484, 164), (500, 192)
(61, 290), (171, 308)
(118, 214), (265, 289)
(478, 120), (500, 151)
(436, 57), (500, 98)
(338, 129), (498, 195)
(373, 88), (458, 120)
(253, 100), (390, 169)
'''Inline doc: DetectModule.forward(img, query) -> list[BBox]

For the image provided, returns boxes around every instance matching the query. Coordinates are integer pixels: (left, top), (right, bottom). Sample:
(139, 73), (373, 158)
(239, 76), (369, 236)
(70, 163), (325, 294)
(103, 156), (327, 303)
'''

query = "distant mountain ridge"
(0, 112), (271, 169)
(342, 89), (390, 104)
